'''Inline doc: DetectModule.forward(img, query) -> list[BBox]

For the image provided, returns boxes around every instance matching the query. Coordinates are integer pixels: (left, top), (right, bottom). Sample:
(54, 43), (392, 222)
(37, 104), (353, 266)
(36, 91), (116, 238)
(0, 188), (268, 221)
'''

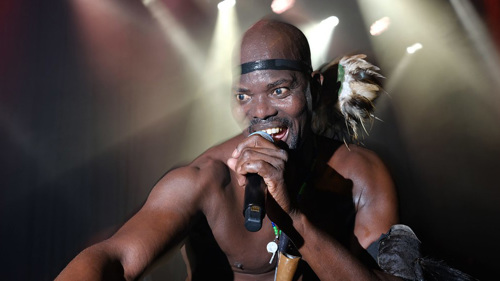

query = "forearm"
(55, 242), (127, 281)
(292, 213), (399, 281)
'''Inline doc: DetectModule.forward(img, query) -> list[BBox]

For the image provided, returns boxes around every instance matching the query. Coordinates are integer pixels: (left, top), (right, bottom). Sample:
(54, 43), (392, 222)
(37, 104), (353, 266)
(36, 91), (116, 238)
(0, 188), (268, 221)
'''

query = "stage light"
(370, 16), (391, 36)
(218, 0), (235, 11)
(406, 43), (423, 54)
(180, 0), (241, 149)
(320, 16), (339, 28)
(271, 0), (295, 14)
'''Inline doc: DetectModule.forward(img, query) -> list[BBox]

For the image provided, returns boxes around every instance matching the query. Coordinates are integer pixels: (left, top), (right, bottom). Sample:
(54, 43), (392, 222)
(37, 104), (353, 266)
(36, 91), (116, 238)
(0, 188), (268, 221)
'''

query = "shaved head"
(240, 19), (311, 68)
(232, 20), (317, 149)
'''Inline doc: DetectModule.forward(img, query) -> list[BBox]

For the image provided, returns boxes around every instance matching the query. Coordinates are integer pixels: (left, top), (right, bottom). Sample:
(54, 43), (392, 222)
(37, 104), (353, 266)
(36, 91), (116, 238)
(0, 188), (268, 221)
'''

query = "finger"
(236, 160), (284, 188)
(235, 149), (287, 175)
(244, 161), (283, 195)
(230, 148), (285, 175)
(227, 158), (247, 186)
(238, 146), (288, 164)
(227, 158), (237, 171)
(232, 134), (276, 158)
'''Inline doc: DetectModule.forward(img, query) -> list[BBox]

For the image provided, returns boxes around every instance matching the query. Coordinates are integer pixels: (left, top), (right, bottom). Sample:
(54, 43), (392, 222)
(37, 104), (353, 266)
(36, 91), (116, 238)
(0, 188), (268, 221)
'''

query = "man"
(56, 19), (400, 280)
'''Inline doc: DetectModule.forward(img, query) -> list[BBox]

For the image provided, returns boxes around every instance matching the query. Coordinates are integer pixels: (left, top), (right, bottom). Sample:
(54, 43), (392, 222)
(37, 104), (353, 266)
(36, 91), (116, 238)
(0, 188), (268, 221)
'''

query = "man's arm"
(56, 165), (211, 281)
(292, 212), (400, 281)
(331, 145), (399, 248)
(292, 145), (400, 280)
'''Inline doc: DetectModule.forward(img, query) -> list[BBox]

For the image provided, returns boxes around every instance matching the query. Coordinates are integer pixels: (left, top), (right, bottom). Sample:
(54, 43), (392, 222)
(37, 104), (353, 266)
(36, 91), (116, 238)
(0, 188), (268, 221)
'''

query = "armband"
(368, 224), (478, 281)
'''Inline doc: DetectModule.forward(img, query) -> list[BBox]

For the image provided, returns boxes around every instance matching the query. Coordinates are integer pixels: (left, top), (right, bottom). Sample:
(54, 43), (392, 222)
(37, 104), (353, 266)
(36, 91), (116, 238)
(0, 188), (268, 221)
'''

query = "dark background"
(1, 0), (499, 280)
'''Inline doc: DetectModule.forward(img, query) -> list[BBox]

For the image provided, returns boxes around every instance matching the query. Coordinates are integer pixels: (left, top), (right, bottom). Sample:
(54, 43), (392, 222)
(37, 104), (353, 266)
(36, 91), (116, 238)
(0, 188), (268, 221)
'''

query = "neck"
(287, 132), (317, 193)
(294, 131), (317, 164)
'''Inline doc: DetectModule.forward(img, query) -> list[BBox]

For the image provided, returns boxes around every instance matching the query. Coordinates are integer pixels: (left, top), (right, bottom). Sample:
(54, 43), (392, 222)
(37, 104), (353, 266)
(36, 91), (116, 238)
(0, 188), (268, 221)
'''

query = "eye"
(235, 93), (250, 102)
(272, 87), (289, 97)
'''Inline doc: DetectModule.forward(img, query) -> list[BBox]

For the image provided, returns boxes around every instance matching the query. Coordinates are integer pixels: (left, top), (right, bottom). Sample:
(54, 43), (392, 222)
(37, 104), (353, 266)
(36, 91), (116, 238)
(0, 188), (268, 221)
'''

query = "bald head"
(240, 19), (311, 68)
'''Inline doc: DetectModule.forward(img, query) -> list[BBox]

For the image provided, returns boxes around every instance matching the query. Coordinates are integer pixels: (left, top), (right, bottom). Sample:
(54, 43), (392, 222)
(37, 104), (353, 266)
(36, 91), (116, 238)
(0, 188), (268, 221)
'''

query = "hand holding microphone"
(242, 131), (274, 232)
(227, 130), (290, 232)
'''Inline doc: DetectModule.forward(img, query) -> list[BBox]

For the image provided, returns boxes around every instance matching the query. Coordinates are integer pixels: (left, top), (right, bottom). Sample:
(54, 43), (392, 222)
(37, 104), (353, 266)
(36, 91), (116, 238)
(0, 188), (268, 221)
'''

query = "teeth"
(261, 127), (283, 135)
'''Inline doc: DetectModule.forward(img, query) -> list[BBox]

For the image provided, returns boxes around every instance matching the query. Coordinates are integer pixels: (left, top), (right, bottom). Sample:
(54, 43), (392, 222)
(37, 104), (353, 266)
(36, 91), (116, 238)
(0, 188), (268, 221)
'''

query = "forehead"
(240, 37), (298, 63)
(237, 69), (307, 88)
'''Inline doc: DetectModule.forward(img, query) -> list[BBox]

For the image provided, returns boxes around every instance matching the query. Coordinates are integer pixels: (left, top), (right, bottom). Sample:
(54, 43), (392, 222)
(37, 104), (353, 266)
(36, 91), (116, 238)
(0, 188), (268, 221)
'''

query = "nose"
(250, 94), (278, 121)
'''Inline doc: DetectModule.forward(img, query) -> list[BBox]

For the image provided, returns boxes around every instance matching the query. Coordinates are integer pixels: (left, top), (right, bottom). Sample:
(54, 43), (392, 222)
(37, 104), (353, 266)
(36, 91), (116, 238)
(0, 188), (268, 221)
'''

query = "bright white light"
(406, 43), (423, 54)
(271, 0), (295, 14)
(217, 0), (235, 11)
(320, 16), (339, 28)
(303, 16), (338, 68)
(143, 0), (204, 73)
(370, 16), (391, 36)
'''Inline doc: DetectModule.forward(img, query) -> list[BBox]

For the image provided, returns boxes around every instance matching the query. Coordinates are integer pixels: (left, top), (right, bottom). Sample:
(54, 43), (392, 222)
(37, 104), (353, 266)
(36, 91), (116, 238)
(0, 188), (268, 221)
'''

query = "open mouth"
(260, 127), (288, 142)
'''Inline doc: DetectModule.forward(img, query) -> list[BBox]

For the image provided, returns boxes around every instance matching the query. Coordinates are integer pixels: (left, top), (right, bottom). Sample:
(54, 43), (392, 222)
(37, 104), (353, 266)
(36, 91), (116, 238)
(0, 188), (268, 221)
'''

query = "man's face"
(233, 69), (311, 149)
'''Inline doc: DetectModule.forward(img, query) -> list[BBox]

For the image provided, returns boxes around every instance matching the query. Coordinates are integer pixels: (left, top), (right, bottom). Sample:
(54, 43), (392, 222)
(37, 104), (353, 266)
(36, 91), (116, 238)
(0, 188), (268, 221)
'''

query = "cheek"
(231, 102), (249, 127)
(288, 96), (309, 118)
(291, 98), (310, 134)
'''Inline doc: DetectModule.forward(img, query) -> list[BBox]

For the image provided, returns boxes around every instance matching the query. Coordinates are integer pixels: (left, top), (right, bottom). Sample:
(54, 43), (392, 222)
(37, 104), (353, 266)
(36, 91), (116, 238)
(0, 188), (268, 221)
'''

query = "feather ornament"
(336, 54), (385, 142)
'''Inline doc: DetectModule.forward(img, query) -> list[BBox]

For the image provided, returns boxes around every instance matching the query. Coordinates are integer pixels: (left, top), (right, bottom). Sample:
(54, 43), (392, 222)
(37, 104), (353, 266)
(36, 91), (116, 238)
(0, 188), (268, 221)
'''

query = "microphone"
(243, 131), (274, 232)
(243, 173), (265, 232)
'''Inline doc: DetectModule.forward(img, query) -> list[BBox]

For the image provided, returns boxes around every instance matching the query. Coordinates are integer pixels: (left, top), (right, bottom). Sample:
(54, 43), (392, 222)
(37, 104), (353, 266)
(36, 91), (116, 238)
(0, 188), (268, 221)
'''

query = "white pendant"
(267, 241), (278, 264)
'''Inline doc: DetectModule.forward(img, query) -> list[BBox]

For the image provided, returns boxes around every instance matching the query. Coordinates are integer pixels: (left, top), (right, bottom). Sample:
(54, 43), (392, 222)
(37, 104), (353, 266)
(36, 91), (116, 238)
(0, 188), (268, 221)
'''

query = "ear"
(311, 70), (324, 86)
(309, 70), (324, 109)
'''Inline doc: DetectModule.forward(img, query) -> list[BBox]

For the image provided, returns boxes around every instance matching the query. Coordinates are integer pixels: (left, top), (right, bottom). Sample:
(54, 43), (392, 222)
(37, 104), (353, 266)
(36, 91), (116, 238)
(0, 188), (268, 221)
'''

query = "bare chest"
(184, 157), (355, 278)
(207, 192), (279, 274)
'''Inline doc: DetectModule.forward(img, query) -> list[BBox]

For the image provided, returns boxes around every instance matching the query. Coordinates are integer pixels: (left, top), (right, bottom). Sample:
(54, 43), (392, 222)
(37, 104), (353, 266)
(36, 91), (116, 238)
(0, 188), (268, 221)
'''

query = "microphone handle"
(243, 173), (265, 232)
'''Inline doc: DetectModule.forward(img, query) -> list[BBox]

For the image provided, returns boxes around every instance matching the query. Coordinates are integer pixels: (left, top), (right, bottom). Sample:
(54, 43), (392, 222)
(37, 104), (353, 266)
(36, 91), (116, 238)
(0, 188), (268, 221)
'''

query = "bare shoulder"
(188, 134), (244, 185)
(328, 143), (398, 247)
(329, 144), (385, 173)
(329, 143), (394, 198)
(149, 134), (244, 209)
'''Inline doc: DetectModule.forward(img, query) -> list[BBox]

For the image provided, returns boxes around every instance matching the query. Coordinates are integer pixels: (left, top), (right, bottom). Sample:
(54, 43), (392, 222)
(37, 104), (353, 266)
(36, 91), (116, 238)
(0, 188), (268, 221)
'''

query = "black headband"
(239, 59), (312, 75)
